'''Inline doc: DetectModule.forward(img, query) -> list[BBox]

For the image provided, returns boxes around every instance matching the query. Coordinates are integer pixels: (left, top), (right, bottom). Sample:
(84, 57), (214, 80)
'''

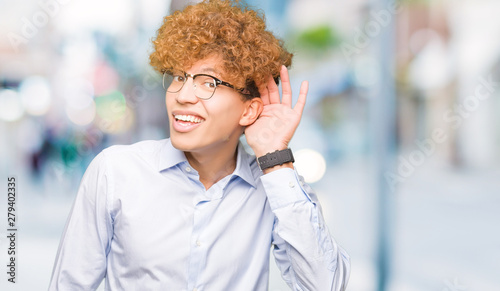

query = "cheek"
(165, 94), (174, 112)
(207, 102), (244, 124)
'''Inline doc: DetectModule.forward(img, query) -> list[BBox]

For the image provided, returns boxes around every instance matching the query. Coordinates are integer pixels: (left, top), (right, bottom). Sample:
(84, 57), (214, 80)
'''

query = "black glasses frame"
(162, 71), (249, 100)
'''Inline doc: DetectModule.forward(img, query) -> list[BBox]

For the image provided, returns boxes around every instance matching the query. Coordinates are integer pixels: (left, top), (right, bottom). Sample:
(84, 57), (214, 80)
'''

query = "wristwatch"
(257, 149), (295, 171)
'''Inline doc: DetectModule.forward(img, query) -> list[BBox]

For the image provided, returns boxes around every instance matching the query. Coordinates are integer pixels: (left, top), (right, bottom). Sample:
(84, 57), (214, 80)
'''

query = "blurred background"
(1, 0), (499, 290)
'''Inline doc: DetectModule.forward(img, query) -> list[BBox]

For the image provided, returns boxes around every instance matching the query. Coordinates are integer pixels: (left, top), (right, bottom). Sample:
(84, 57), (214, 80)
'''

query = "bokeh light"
(64, 78), (95, 110)
(93, 90), (136, 133)
(97, 106), (135, 134)
(294, 148), (327, 183)
(95, 90), (127, 121)
(0, 89), (24, 122)
(19, 76), (52, 116)
(66, 100), (97, 126)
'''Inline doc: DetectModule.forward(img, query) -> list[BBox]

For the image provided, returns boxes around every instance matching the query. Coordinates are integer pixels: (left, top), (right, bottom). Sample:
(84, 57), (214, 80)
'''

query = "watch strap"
(257, 148), (295, 171)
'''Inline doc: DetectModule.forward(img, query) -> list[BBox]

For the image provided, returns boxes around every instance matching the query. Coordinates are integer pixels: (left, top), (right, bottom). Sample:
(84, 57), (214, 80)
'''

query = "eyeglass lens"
(163, 73), (217, 100)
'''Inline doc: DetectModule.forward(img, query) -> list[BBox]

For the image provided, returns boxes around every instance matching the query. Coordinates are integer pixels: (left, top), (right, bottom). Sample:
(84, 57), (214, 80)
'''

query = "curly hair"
(149, 0), (293, 98)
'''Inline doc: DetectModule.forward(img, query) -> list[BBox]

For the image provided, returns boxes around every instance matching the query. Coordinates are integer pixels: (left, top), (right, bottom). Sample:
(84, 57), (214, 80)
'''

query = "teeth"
(174, 114), (203, 123)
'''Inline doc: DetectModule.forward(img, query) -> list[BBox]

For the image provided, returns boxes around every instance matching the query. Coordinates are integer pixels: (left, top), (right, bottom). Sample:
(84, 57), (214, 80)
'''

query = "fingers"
(258, 66), (307, 112)
(280, 65), (292, 107)
(267, 75), (280, 104)
(293, 80), (308, 115)
(258, 74), (279, 105)
(257, 80), (270, 105)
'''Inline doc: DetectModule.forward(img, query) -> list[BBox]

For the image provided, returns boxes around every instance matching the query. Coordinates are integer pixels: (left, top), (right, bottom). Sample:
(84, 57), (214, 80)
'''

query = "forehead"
(181, 56), (224, 77)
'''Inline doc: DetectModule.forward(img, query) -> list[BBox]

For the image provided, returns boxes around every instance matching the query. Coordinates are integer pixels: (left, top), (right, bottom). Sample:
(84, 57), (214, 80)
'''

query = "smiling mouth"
(173, 114), (204, 124)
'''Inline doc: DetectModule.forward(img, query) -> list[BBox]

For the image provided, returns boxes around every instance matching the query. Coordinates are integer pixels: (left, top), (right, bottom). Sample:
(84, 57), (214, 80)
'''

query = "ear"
(239, 97), (263, 127)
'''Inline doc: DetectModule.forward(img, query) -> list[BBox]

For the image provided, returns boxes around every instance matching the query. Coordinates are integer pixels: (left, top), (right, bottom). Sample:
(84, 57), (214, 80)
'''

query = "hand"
(244, 65), (308, 158)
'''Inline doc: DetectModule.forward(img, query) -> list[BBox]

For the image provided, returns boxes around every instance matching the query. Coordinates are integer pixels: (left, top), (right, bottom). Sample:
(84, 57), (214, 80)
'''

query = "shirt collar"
(232, 142), (257, 188)
(158, 138), (257, 188)
(158, 139), (188, 171)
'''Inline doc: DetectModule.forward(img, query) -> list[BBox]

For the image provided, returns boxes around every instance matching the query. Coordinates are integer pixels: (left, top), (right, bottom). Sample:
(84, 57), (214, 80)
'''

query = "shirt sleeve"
(48, 151), (113, 291)
(261, 168), (350, 291)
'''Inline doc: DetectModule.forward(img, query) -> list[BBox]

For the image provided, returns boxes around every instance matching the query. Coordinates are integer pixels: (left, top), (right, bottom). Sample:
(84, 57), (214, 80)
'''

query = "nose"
(174, 78), (199, 104)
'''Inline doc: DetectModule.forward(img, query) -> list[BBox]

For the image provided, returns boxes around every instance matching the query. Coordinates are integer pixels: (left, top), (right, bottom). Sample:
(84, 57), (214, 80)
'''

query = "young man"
(49, 1), (350, 290)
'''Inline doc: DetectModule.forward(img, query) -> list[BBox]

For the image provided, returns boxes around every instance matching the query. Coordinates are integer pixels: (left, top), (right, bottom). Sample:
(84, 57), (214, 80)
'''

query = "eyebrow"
(198, 67), (221, 76)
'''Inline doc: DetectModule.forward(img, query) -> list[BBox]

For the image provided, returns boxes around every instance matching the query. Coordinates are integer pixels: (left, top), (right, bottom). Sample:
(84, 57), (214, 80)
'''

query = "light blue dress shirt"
(49, 139), (350, 291)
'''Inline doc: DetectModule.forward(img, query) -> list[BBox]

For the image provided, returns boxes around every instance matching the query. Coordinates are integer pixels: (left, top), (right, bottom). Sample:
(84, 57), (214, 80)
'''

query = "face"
(165, 56), (252, 154)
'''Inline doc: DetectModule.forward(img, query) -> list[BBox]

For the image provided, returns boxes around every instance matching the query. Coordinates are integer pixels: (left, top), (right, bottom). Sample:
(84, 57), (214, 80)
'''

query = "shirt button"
(196, 240), (201, 247)
(193, 288), (198, 291)
(186, 167), (192, 172)
(288, 181), (295, 188)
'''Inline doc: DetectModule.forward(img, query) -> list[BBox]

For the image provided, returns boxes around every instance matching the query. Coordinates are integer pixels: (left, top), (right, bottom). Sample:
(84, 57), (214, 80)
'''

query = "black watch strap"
(257, 149), (295, 171)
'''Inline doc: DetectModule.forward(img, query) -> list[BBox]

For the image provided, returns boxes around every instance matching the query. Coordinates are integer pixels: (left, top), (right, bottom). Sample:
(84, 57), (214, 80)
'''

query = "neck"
(184, 139), (239, 190)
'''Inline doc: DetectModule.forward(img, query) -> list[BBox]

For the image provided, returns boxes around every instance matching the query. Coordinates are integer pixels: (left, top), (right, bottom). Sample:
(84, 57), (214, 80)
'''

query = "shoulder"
(94, 139), (168, 171)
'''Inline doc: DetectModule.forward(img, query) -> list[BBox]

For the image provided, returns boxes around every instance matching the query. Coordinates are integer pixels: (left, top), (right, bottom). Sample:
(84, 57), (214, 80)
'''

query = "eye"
(203, 81), (216, 89)
(196, 76), (216, 89)
(172, 74), (186, 82)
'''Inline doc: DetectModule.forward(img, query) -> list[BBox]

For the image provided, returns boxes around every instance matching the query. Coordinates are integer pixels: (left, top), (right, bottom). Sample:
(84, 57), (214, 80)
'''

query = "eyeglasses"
(163, 71), (248, 100)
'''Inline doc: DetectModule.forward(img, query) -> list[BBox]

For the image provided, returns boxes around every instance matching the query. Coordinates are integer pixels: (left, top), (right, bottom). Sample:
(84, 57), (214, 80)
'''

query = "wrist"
(261, 162), (293, 174)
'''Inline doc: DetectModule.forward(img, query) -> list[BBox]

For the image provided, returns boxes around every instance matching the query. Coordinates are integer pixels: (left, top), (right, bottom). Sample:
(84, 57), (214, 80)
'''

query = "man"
(49, 0), (350, 290)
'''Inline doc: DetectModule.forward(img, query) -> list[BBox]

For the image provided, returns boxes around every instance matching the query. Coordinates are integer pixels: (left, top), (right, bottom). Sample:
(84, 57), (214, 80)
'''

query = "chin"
(170, 132), (211, 154)
(170, 134), (195, 152)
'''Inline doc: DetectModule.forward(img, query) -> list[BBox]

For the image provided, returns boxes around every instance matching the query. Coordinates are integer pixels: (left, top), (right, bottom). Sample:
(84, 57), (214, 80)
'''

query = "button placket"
(187, 197), (208, 289)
